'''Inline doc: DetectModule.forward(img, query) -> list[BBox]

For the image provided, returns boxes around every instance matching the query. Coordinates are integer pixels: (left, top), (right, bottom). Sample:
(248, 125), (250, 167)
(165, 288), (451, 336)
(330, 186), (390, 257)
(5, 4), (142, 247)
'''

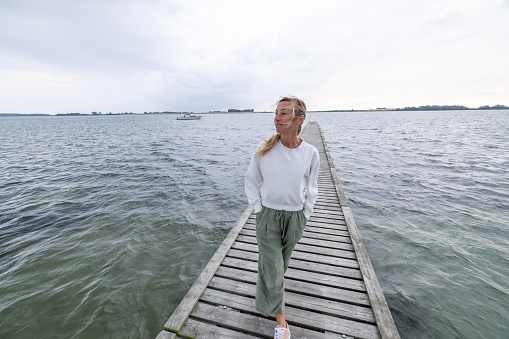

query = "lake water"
(1, 111), (508, 338)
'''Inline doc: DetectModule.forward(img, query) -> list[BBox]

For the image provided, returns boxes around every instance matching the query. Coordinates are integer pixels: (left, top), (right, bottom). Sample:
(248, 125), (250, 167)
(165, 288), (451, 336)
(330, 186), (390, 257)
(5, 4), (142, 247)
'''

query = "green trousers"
(255, 206), (307, 316)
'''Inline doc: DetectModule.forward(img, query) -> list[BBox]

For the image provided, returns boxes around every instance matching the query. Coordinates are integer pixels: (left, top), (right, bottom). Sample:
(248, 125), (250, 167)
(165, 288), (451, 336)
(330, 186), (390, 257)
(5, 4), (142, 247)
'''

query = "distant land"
(319, 104), (509, 112)
(1, 104), (507, 116)
(0, 113), (52, 116)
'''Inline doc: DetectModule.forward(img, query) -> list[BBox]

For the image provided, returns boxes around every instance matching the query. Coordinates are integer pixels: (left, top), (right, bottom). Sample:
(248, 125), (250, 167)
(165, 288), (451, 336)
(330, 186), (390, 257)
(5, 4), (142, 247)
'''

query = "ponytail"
(255, 133), (280, 157)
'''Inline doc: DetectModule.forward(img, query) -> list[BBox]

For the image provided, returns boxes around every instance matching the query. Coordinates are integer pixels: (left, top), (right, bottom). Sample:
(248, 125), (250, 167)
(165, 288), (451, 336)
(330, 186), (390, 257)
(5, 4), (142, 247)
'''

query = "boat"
(176, 113), (201, 120)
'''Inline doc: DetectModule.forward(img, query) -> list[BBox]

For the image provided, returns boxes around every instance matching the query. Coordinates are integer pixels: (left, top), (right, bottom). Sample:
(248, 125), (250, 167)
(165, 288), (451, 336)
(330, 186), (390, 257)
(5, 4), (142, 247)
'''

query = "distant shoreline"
(1, 105), (508, 116)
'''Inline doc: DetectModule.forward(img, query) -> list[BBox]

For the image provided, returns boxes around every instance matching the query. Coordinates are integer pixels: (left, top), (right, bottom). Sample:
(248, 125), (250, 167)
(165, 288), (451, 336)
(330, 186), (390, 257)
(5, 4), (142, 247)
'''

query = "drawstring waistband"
(274, 209), (293, 240)
(274, 209), (292, 219)
(260, 206), (303, 241)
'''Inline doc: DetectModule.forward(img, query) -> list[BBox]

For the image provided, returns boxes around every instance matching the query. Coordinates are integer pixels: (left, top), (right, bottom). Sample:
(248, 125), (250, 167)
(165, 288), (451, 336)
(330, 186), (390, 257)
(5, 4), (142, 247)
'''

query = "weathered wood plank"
(316, 196), (341, 202)
(191, 301), (327, 338)
(240, 228), (351, 242)
(313, 213), (343, 219)
(312, 208), (344, 216)
(282, 305), (381, 339)
(226, 249), (363, 280)
(313, 202), (344, 210)
(245, 219), (348, 231)
(317, 185), (338, 191)
(316, 194), (339, 199)
(200, 288), (376, 332)
(247, 209), (345, 222)
(220, 256), (365, 291)
(233, 237), (357, 258)
(232, 238), (356, 258)
(178, 317), (260, 339)
(317, 195), (341, 201)
(213, 268), (370, 306)
(308, 215), (347, 225)
(317, 186), (341, 192)
(305, 225), (349, 236)
(244, 222), (349, 235)
(303, 231), (352, 242)
(297, 235), (353, 247)
(305, 221), (348, 230)
(313, 210), (344, 217)
(155, 330), (176, 339)
(207, 276), (373, 327)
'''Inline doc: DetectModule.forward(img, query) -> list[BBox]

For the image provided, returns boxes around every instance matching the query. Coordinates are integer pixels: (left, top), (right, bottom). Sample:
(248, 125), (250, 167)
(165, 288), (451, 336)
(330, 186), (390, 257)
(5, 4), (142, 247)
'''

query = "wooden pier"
(156, 122), (400, 338)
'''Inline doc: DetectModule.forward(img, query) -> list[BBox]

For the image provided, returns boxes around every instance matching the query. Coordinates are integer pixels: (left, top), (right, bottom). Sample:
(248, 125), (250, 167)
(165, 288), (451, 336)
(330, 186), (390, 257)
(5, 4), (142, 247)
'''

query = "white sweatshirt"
(245, 139), (320, 219)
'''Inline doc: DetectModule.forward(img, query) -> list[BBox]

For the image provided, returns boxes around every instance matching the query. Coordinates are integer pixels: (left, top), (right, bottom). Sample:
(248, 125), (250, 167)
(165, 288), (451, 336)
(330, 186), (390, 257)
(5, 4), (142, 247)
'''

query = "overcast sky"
(1, 0), (508, 114)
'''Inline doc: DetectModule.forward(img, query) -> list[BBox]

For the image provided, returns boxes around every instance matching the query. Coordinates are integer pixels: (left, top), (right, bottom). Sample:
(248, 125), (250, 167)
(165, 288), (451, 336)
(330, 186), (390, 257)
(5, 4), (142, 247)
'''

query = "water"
(312, 110), (509, 338)
(1, 111), (508, 338)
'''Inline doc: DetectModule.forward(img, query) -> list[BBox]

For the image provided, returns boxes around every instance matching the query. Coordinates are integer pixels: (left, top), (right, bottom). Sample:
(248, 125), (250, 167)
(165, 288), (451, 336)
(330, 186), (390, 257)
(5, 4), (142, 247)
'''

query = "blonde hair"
(255, 96), (307, 157)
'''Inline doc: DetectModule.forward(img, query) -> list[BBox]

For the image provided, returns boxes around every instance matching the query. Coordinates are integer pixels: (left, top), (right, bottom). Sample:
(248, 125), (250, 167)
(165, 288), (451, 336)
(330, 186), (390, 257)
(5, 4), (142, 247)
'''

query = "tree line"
(395, 104), (508, 111)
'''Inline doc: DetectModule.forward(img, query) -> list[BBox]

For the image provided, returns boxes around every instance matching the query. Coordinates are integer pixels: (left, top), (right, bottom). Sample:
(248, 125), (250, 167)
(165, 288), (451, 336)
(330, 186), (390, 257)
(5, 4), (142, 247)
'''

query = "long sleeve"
(303, 150), (320, 219)
(245, 151), (263, 214)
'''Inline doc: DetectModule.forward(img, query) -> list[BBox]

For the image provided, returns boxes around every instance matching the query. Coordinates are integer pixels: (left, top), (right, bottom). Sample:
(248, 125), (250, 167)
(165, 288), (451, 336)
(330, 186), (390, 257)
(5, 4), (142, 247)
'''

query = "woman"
(245, 96), (320, 339)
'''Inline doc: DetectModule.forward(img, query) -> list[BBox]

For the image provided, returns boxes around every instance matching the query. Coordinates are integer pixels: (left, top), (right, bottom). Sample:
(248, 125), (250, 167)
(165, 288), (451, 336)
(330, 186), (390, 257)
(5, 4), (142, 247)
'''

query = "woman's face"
(274, 101), (303, 135)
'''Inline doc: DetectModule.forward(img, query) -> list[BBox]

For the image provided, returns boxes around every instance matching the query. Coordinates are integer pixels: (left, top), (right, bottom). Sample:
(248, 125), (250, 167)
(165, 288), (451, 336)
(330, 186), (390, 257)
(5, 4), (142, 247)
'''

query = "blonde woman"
(245, 96), (320, 339)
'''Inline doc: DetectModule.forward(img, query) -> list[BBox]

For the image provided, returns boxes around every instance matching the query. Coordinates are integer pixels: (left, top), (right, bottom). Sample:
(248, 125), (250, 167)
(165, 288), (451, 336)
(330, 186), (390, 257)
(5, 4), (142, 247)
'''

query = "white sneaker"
(274, 323), (291, 339)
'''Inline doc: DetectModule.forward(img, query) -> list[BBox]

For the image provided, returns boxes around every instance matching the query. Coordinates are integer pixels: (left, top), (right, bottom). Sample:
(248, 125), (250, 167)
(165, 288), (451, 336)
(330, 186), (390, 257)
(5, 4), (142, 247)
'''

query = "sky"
(1, 0), (508, 114)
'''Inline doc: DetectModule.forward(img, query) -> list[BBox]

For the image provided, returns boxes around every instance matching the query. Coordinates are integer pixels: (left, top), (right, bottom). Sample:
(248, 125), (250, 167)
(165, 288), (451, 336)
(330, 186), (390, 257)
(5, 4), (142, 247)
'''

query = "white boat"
(176, 113), (201, 120)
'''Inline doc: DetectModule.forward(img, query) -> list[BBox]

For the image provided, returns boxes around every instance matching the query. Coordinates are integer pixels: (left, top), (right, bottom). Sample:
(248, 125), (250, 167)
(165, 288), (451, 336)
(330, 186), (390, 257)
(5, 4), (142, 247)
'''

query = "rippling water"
(1, 111), (508, 338)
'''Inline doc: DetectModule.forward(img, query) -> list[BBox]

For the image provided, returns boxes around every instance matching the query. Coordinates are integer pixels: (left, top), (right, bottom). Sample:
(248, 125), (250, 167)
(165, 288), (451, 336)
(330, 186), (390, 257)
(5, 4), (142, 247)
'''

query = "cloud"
(0, 0), (508, 113)
(0, 0), (177, 70)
